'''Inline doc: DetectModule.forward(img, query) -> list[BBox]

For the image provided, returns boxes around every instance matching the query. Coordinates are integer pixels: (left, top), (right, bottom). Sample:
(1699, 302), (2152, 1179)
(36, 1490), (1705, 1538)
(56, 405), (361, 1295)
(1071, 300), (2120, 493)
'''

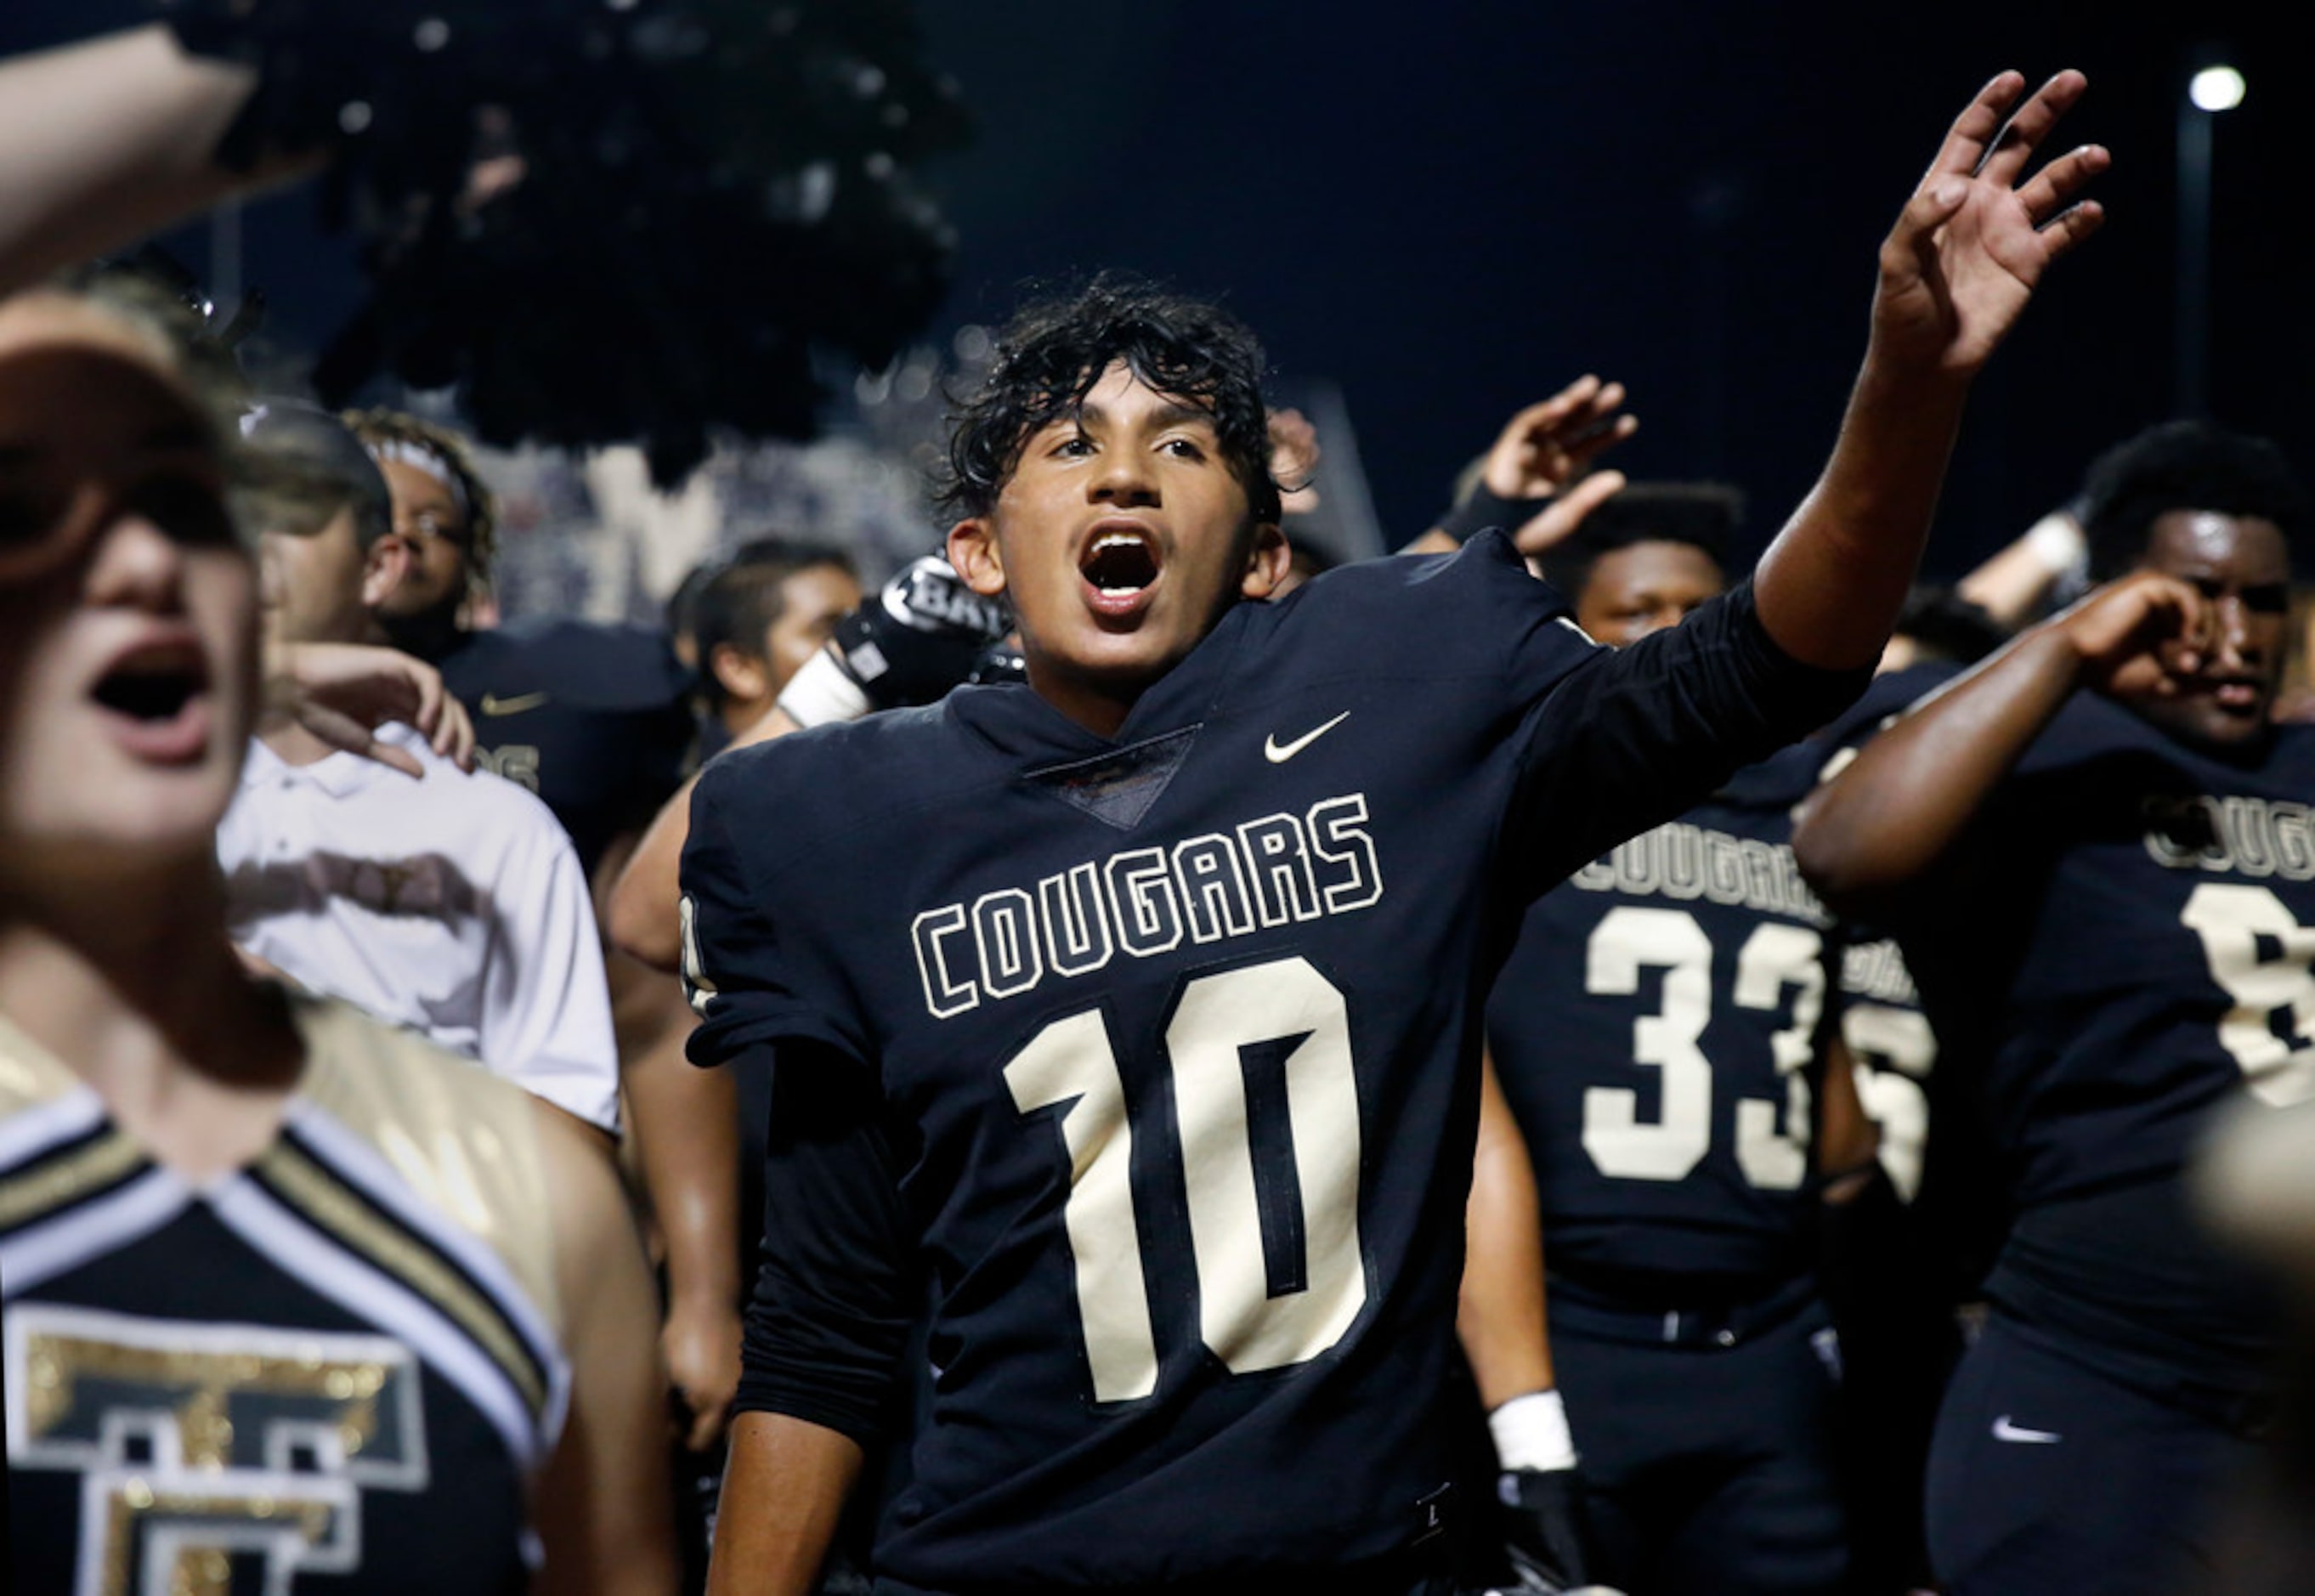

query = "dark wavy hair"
(2081, 420), (2310, 581)
(938, 275), (1282, 525)
(693, 536), (859, 708)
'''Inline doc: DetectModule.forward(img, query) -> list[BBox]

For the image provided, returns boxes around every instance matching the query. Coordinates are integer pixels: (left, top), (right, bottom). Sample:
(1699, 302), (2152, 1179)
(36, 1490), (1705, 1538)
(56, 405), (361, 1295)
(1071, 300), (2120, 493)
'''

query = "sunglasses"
(0, 466), (241, 586)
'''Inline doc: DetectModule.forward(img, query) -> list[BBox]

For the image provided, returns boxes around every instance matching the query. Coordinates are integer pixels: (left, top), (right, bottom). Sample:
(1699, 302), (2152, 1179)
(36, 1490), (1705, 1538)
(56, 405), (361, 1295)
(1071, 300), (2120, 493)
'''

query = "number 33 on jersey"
(1487, 745), (1851, 1286)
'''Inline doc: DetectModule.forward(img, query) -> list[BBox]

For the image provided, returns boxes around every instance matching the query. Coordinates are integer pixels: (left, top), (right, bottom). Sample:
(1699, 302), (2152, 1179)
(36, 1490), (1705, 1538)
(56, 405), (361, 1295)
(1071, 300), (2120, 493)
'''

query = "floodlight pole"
(2176, 94), (2213, 418)
(2176, 63), (2244, 418)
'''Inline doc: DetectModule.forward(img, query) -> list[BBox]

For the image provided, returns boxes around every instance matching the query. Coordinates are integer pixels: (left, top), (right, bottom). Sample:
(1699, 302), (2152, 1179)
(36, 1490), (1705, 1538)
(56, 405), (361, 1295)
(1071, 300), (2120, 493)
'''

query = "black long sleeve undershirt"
(733, 1041), (918, 1442)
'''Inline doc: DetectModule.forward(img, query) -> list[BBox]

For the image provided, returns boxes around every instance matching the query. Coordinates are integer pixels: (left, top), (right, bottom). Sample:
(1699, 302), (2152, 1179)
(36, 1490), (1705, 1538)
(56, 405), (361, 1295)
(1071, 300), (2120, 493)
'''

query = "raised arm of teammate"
(1793, 572), (2213, 908)
(1407, 375), (1637, 556)
(263, 637), (477, 775)
(1956, 504), (2087, 626)
(1751, 70), (2104, 671)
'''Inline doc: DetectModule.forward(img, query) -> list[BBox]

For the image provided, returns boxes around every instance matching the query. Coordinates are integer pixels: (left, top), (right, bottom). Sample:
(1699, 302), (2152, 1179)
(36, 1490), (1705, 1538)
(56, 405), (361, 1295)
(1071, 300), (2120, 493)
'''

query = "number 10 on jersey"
(1005, 956), (1369, 1403)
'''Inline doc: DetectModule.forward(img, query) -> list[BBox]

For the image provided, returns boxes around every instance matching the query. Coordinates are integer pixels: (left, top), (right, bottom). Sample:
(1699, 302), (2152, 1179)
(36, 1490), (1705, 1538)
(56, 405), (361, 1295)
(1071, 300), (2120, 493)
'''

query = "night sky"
(8, 2), (2307, 577)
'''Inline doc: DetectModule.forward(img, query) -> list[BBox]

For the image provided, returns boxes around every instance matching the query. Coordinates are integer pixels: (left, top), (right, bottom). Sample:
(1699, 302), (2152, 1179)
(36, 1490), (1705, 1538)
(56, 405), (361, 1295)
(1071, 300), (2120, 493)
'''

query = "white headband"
(367, 438), (470, 518)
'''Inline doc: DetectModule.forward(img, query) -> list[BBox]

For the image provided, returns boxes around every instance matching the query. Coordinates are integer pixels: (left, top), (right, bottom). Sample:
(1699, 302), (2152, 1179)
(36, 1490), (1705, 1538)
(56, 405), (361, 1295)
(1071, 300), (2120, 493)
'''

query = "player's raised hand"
(1482, 376), (1638, 503)
(1268, 407), (1322, 515)
(1873, 70), (2108, 376)
(1514, 470), (1627, 561)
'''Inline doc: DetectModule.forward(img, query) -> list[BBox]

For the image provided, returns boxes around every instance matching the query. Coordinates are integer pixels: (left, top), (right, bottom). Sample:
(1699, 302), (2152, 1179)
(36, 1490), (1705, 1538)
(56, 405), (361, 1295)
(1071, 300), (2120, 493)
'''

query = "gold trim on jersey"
(20, 1324), (397, 1468)
(0, 1129), (143, 1231)
(4, 1000), (561, 1350)
(103, 1486), (340, 1596)
(0, 1005), (80, 1110)
(288, 997), (563, 1339)
(253, 1138), (550, 1420)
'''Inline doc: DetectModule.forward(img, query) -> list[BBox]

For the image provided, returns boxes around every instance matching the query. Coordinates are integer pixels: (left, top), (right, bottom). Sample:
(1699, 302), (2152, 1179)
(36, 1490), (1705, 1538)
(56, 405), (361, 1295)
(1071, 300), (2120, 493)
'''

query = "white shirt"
(218, 723), (621, 1133)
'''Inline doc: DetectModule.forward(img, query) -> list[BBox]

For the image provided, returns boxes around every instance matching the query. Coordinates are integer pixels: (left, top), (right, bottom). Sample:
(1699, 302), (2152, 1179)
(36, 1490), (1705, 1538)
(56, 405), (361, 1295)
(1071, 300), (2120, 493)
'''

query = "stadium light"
(2190, 65), (2246, 113)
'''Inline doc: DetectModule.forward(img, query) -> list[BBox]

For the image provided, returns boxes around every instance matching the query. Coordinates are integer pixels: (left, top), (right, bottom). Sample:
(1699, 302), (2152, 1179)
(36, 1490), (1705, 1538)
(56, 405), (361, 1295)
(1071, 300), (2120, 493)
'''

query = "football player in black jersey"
(1468, 485), (1866, 1596)
(1795, 420), (2314, 1594)
(1807, 590), (2016, 1596)
(686, 71), (2105, 1596)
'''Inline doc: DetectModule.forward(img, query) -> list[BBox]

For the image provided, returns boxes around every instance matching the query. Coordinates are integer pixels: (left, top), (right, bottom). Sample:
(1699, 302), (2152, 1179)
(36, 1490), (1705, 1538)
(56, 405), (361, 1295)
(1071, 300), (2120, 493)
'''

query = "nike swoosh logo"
(1991, 1415), (2061, 1444)
(1265, 710), (1350, 764)
(480, 691), (551, 716)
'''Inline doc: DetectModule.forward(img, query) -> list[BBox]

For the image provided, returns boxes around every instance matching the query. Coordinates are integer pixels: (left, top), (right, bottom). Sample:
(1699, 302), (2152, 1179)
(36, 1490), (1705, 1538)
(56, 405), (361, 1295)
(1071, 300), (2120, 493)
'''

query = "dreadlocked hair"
(341, 407), (501, 586)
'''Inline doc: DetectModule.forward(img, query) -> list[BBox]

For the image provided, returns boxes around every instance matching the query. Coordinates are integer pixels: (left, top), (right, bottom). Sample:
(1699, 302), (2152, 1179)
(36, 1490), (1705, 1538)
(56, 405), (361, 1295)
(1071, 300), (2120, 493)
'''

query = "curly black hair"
(938, 275), (1282, 525)
(2080, 420), (2310, 581)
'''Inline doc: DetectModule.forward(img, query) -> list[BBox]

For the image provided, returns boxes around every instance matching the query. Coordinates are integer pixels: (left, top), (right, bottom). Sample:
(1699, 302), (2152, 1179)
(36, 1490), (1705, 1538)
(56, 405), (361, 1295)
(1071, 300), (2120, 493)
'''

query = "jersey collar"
(946, 598), (1263, 761)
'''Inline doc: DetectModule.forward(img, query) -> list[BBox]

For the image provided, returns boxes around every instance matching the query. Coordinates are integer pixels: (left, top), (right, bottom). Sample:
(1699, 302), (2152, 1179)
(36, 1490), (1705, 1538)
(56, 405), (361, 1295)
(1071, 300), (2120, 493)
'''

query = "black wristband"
(1433, 482), (1555, 547)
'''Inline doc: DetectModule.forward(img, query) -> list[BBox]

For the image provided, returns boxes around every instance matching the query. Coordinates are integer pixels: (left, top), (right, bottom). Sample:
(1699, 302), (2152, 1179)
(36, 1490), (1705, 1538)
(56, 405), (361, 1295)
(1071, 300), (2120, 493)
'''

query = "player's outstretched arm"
(1752, 71), (2107, 670)
(530, 1096), (682, 1596)
(0, 27), (314, 295)
(1794, 571), (2210, 908)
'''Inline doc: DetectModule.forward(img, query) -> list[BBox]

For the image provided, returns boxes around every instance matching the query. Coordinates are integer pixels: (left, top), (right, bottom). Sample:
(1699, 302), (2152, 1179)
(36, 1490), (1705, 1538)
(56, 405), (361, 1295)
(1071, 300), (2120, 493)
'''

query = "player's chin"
(2148, 696), (2275, 756)
(1059, 625), (1191, 688)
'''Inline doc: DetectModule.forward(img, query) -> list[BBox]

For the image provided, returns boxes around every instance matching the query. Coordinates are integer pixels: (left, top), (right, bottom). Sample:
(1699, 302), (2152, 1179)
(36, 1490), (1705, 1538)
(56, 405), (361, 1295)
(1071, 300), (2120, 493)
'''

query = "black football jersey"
(436, 618), (695, 877)
(1890, 693), (2315, 1384)
(1814, 665), (1957, 1214)
(681, 533), (1862, 1589)
(1489, 737), (1835, 1293)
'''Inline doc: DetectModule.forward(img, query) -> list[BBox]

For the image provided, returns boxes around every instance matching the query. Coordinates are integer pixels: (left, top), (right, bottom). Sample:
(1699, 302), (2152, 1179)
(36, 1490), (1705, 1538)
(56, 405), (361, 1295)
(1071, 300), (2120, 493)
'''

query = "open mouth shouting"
(1079, 522), (1163, 620)
(89, 631), (214, 764)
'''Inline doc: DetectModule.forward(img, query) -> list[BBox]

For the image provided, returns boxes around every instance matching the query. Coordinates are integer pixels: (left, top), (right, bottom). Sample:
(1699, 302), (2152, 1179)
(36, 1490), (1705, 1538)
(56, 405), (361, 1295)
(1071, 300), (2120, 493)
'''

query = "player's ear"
(1239, 520), (1291, 601)
(948, 516), (1007, 598)
(710, 642), (767, 705)
(360, 532), (413, 610)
